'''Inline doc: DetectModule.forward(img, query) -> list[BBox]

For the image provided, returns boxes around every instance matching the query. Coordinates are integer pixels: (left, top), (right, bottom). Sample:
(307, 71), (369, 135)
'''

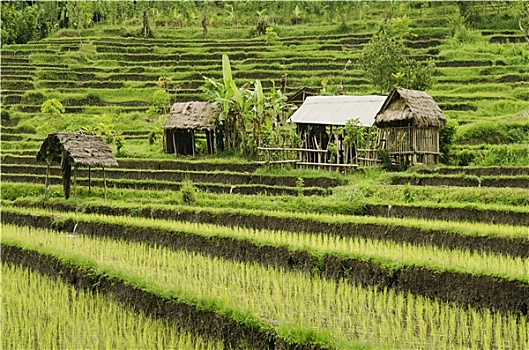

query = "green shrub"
(474, 144), (529, 166)
(1, 108), (11, 122)
(296, 177), (304, 197)
(452, 148), (475, 166)
(439, 121), (457, 164)
(457, 121), (529, 145)
(41, 99), (65, 114)
(22, 90), (47, 104)
(179, 180), (197, 205)
(14, 122), (37, 134)
(265, 27), (280, 45)
(151, 89), (170, 114)
(115, 133), (125, 155)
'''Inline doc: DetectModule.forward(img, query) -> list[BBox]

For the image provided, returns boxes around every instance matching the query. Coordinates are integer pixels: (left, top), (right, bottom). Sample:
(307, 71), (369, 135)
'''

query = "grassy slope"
(1, 2), (528, 164)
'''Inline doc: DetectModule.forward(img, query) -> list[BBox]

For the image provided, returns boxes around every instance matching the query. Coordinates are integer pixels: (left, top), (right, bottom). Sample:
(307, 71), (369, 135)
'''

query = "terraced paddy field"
(2, 1), (529, 349)
(1, 2), (528, 166)
(2, 156), (528, 348)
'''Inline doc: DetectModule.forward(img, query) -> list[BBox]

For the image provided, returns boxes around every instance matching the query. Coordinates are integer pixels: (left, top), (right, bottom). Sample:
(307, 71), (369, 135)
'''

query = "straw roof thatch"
(37, 132), (118, 167)
(287, 87), (319, 106)
(375, 88), (446, 128)
(164, 101), (219, 131)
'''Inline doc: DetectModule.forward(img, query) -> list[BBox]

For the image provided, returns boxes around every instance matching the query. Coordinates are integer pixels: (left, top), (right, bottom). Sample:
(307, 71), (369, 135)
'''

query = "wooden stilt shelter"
(36, 132), (118, 199)
(163, 101), (220, 157)
(375, 88), (446, 165)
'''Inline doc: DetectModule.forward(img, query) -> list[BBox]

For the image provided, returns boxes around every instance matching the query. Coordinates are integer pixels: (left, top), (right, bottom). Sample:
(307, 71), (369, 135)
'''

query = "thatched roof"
(375, 88), (446, 128)
(287, 87), (319, 106)
(36, 132), (118, 167)
(164, 101), (219, 131)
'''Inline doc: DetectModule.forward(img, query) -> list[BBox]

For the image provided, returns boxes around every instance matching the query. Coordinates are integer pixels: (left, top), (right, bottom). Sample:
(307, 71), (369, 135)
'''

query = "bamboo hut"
(286, 95), (387, 166)
(164, 101), (219, 156)
(36, 132), (118, 199)
(375, 88), (446, 165)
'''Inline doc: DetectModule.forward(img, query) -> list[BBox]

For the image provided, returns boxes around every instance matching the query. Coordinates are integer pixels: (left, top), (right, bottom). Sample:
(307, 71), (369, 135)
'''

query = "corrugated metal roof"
(287, 95), (387, 127)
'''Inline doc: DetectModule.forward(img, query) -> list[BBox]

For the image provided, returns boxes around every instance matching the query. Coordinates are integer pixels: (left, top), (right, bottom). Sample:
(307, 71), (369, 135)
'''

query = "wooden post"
(88, 166), (91, 192)
(103, 167), (107, 201)
(73, 166), (77, 201)
(44, 163), (50, 198)
(412, 127), (417, 165)
(172, 131), (177, 157)
(191, 130), (195, 157)
(212, 130), (216, 154)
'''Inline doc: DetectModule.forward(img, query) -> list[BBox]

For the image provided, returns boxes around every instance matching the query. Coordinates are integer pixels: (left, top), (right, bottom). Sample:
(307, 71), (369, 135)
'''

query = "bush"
(41, 99), (65, 114)
(457, 121), (529, 145)
(179, 180), (197, 205)
(1, 108), (11, 122)
(23, 90), (47, 104)
(439, 121), (457, 164)
(14, 122), (37, 134)
(453, 148), (476, 166)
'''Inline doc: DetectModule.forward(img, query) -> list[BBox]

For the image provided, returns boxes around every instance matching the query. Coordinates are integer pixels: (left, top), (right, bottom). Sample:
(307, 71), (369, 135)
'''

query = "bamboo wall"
(377, 126), (440, 164)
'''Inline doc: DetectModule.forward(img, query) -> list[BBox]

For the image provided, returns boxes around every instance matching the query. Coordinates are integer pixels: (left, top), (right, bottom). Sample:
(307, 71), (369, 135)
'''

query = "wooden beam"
(172, 131), (177, 157)
(103, 167), (107, 201)
(88, 166), (91, 192)
(191, 130), (196, 157)
(73, 166), (77, 201)
(44, 164), (50, 198)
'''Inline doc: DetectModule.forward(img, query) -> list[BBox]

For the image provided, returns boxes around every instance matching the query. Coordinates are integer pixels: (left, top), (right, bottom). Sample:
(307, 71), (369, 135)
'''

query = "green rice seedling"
(3, 224), (528, 349)
(4, 205), (528, 281)
(1, 263), (225, 350)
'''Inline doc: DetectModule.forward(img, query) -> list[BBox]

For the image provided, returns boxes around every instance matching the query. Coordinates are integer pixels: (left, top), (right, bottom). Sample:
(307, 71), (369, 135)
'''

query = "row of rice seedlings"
(4, 223), (527, 349)
(389, 173), (529, 181)
(1, 263), (225, 350)
(2, 162), (336, 179)
(8, 206), (528, 281)
(1, 174), (324, 197)
(5, 192), (527, 240)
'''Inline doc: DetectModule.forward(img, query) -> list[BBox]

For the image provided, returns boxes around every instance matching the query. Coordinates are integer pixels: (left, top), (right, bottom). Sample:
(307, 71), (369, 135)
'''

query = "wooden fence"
(257, 147), (359, 172)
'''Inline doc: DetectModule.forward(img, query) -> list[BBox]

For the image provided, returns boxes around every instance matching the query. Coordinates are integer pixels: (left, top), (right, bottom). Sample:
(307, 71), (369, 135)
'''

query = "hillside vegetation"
(2, 3), (529, 349)
(1, 1), (528, 165)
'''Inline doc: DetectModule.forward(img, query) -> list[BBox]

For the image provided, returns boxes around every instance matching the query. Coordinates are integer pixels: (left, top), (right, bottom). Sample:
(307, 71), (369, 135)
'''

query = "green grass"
(4, 223), (527, 349)
(3, 189), (528, 239)
(2, 1), (528, 165)
(2, 263), (226, 350)
(4, 207), (528, 281)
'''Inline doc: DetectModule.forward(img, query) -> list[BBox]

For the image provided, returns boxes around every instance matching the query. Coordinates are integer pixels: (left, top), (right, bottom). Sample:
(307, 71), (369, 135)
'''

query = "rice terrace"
(2, 1), (529, 349)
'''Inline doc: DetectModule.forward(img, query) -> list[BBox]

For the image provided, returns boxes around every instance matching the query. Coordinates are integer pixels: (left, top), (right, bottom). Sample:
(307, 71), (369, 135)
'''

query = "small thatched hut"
(375, 88), (446, 165)
(37, 132), (118, 199)
(286, 87), (319, 106)
(164, 101), (220, 156)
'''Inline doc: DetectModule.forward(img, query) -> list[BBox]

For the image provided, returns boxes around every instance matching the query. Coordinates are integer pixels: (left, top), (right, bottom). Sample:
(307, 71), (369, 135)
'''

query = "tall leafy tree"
(1, 2), (49, 46)
(359, 18), (435, 93)
(509, 2), (529, 47)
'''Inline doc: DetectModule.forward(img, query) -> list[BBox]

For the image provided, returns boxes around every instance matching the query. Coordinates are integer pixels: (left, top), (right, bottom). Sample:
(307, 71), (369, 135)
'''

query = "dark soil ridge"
(0, 173), (328, 196)
(389, 175), (529, 189)
(18, 105), (146, 114)
(364, 203), (529, 227)
(3, 211), (528, 316)
(8, 201), (529, 259)
(1, 163), (341, 188)
(3, 155), (342, 184)
(1, 244), (325, 350)
(417, 166), (529, 177)
(2, 154), (260, 172)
